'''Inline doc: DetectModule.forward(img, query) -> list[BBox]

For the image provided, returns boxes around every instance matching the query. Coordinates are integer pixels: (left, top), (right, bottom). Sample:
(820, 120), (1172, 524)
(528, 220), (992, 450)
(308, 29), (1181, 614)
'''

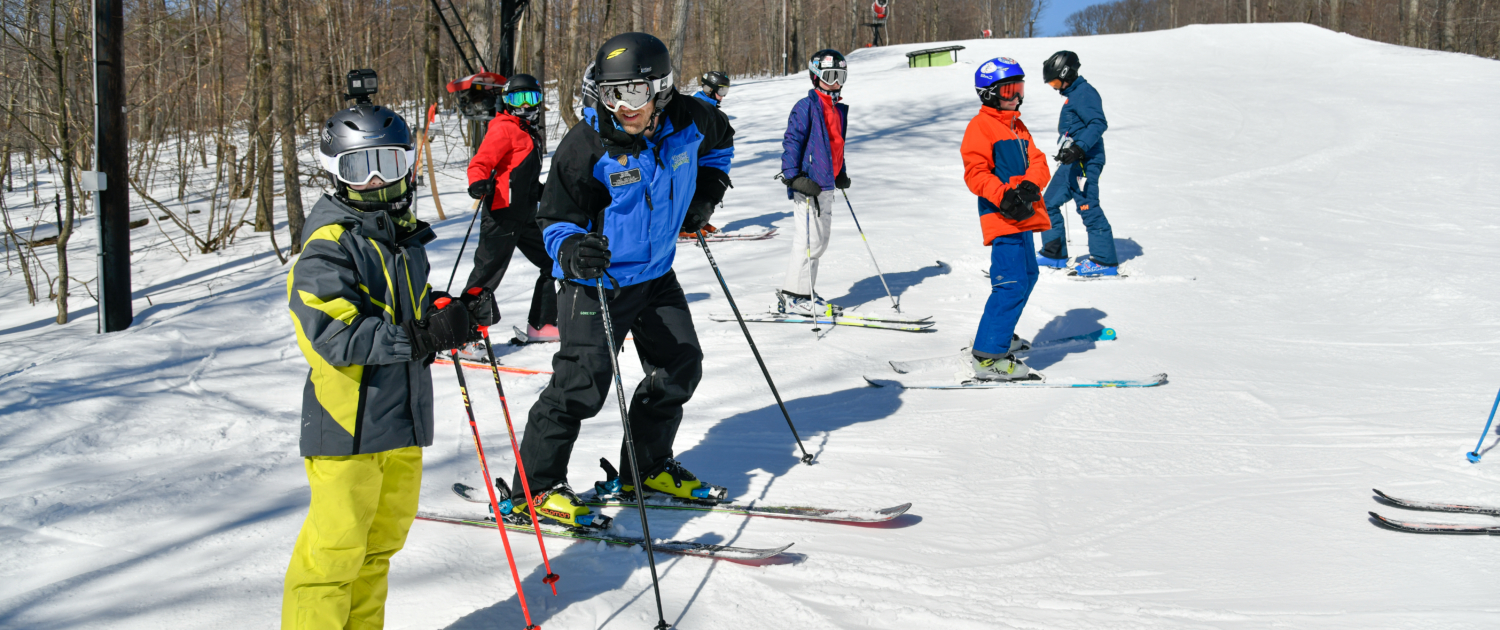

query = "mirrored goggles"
(810, 66), (847, 86)
(599, 74), (673, 113)
(980, 80), (1024, 103)
(715, 86), (730, 97)
(336, 147), (410, 186)
(503, 90), (543, 108)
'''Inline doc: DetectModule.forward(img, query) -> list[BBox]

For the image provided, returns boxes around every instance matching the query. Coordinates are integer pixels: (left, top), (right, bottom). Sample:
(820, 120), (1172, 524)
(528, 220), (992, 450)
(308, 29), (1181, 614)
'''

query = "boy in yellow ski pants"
(283, 448), (422, 629)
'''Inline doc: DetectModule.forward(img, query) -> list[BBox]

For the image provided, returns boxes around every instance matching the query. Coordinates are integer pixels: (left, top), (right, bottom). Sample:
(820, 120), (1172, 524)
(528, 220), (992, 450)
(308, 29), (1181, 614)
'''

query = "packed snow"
(4, 23), (1500, 629)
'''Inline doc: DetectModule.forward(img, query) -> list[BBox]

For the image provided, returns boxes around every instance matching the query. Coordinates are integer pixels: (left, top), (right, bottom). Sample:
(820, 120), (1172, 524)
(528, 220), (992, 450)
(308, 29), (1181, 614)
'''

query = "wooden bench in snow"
(906, 46), (965, 68)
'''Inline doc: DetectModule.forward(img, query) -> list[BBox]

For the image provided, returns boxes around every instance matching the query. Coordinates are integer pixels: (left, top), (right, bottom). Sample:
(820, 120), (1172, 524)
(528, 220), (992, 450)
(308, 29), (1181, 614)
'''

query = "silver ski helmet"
(318, 104), (417, 210)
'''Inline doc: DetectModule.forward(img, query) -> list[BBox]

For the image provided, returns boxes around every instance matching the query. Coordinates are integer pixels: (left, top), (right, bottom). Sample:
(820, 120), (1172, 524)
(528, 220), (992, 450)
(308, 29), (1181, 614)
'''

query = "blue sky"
(1036, 0), (1111, 36)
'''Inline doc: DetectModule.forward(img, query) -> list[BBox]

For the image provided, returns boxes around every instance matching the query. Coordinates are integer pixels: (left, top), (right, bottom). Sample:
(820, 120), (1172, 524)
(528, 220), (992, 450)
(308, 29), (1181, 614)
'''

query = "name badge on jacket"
(609, 168), (642, 187)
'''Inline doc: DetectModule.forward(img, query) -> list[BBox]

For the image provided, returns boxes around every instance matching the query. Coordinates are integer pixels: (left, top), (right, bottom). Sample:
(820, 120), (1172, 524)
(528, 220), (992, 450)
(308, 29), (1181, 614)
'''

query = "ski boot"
(596, 458), (728, 503)
(1037, 254), (1069, 269)
(679, 224), (719, 239)
(972, 353), (1035, 381)
(1070, 260), (1119, 278)
(454, 339), (490, 362)
(1010, 333), (1031, 354)
(777, 290), (842, 317)
(506, 481), (611, 530)
(526, 324), (560, 343)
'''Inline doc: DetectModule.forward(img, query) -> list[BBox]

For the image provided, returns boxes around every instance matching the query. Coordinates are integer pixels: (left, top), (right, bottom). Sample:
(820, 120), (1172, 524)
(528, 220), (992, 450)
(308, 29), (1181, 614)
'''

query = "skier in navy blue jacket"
(778, 49), (851, 315)
(501, 33), (736, 530)
(1035, 51), (1118, 277)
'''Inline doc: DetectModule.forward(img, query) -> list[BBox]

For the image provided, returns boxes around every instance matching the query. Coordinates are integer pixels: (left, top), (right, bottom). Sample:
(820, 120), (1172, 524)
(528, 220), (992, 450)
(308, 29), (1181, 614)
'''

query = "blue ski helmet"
(974, 57), (1025, 107)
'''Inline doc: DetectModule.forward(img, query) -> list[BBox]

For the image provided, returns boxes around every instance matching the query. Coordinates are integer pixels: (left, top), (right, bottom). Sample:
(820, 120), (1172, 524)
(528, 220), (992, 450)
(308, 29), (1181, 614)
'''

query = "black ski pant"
(513, 270), (703, 493)
(463, 208), (558, 329)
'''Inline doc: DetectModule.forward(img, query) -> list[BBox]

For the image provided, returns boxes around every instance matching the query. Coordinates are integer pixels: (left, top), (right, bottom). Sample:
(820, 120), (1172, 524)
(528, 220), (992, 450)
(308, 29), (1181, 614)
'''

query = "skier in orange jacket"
(959, 57), (1051, 381)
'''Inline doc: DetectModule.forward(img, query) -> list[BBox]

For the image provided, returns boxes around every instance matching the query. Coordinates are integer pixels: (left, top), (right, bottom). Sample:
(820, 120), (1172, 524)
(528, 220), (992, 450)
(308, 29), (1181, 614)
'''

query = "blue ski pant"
(974, 231), (1039, 359)
(1037, 159), (1117, 265)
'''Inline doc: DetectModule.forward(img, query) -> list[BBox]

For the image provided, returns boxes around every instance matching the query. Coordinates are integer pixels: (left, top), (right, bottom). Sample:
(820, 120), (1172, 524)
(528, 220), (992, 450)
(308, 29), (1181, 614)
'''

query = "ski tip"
(1372, 488), (1392, 501)
(881, 503), (914, 518)
(863, 376), (896, 388)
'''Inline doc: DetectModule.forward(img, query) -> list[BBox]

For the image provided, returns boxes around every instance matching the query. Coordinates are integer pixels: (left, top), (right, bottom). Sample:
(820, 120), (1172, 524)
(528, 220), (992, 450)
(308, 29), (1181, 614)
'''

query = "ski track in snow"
(3, 24), (1500, 629)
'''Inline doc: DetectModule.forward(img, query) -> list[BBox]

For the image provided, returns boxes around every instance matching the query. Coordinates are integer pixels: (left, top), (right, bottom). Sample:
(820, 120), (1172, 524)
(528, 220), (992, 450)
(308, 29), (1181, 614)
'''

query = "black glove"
(788, 175), (822, 197)
(403, 295), (476, 357)
(468, 179), (495, 200)
(835, 172), (851, 190)
(1055, 144), (1085, 165)
(460, 286), (499, 327)
(682, 201), (714, 234)
(998, 181), (1042, 222)
(684, 167), (730, 233)
(557, 233), (611, 280)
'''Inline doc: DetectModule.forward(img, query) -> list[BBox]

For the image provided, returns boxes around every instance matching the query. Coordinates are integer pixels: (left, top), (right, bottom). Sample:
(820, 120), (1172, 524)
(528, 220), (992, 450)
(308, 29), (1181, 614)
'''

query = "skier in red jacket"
(462, 74), (558, 348)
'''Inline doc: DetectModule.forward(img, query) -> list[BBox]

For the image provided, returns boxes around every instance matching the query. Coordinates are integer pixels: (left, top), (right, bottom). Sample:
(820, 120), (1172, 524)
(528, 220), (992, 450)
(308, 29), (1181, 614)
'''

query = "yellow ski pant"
(282, 445), (423, 630)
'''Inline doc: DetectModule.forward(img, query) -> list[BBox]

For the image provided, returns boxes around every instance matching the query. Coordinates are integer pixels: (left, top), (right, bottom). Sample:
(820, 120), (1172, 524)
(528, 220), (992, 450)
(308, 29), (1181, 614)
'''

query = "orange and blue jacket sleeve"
(961, 120), (1009, 208)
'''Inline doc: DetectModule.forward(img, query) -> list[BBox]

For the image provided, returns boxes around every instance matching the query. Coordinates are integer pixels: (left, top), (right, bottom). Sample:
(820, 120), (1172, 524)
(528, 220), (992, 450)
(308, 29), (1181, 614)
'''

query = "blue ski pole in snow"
(1466, 387), (1500, 463)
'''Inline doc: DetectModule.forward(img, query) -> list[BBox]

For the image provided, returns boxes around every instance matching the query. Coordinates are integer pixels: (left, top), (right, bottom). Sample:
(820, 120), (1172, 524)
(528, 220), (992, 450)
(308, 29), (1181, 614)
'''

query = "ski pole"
(807, 195), (821, 333)
(697, 231), (816, 465)
(437, 299), (538, 628)
(594, 275), (671, 630)
(477, 324), (560, 594)
(839, 189), (898, 312)
(1466, 386), (1500, 463)
(445, 167), (500, 293)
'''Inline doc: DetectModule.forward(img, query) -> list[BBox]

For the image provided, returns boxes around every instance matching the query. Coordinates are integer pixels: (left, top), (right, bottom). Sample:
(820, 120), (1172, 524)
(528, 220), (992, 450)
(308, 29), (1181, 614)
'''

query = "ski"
(678, 227), (779, 243)
(863, 372), (1168, 390)
(888, 328), (1117, 374)
(415, 511), (793, 560)
(1372, 489), (1500, 516)
(432, 357), (552, 376)
(1369, 512), (1500, 535)
(453, 482), (910, 524)
(709, 312), (934, 333)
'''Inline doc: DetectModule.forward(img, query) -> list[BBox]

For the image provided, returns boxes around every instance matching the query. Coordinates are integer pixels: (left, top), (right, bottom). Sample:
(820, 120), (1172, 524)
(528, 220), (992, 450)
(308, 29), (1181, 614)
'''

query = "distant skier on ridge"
(961, 57), (1052, 380)
(1036, 50), (1118, 277)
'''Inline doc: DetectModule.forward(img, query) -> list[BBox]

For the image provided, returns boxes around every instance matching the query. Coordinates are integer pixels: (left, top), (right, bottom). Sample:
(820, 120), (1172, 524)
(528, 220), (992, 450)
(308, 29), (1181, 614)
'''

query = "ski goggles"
(710, 85), (730, 97)
(981, 79), (1024, 102)
(598, 73), (673, 113)
(333, 147), (411, 186)
(809, 64), (847, 86)
(503, 90), (543, 108)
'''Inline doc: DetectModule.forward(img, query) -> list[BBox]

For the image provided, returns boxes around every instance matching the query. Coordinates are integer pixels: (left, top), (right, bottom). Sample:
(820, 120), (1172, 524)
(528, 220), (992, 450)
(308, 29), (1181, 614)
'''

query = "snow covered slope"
(5, 23), (1500, 629)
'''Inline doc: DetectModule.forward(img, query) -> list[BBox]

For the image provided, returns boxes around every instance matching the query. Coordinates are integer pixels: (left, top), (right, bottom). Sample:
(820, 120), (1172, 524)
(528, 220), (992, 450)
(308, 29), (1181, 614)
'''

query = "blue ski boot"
(1070, 260), (1119, 278)
(1037, 255), (1069, 269)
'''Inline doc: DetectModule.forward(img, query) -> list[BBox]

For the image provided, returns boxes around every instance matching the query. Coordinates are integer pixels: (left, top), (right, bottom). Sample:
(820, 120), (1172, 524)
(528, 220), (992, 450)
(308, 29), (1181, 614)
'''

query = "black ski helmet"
(593, 32), (675, 111)
(318, 104), (416, 212)
(700, 70), (730, 98)
(501, 73), (543, 123)
(808, 49), (848, 96)
(1042, 50), (1080, 85)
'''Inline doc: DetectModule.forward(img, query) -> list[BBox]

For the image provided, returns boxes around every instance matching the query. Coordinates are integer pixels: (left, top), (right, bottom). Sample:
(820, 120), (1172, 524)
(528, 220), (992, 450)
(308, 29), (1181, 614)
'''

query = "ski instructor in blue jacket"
(500, 33), (736, 530)
(1035, 50), (1118, 277)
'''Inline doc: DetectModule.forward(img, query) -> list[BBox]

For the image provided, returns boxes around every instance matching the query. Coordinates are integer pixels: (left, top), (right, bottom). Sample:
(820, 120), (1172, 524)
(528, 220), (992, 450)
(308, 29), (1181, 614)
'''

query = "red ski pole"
(438, 298), (540, 629)
(473, 318), (559, 594)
